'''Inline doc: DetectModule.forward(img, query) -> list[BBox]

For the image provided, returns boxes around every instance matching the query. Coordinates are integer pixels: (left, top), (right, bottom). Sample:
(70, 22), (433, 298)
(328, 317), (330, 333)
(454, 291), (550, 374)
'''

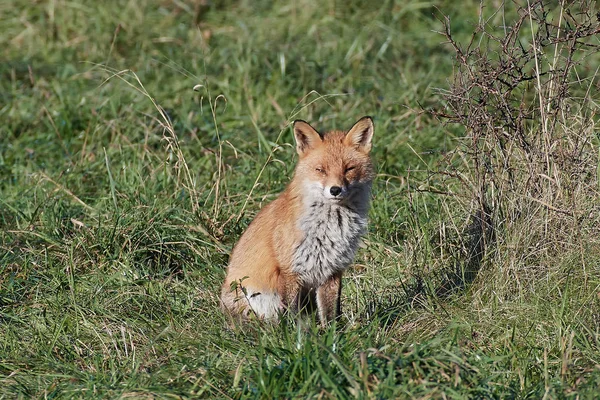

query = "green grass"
(2, 0), (600, 398)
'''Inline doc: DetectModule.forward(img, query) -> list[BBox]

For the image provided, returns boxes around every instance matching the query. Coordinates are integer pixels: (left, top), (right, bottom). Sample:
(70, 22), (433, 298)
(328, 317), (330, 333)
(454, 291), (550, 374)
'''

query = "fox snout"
(324, 183), (348, 200)
(329, 186), (342, 197)
(323, 183), (351, 201)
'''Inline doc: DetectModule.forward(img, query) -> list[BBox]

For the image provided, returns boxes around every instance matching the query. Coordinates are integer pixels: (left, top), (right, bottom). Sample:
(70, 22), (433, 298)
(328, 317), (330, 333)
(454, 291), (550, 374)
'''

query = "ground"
(2, 0), (600, 398)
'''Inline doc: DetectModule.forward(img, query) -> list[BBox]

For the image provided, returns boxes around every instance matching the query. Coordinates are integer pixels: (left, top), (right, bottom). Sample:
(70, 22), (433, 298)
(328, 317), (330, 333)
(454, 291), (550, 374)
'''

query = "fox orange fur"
(221, 116), (375, 325)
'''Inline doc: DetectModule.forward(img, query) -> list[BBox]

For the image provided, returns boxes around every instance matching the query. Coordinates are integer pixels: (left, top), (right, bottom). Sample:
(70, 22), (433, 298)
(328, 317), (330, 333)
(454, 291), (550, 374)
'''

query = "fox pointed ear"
(293, 120), (322, 155)
(344, 116), (374, 153)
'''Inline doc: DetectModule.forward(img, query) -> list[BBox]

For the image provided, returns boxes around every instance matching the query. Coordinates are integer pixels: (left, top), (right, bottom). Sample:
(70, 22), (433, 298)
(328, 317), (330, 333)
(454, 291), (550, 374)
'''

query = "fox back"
(221, 116), (375, 325)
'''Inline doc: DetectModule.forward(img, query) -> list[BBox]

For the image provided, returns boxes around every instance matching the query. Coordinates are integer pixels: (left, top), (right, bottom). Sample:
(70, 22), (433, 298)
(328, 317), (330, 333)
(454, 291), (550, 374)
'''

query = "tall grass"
(405, 0), (600, 395)
(2, 0), (600, 398)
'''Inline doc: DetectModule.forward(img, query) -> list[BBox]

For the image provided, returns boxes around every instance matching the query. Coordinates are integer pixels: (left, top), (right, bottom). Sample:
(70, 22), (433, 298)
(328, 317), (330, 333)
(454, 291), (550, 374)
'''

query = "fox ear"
(344, 116), (374, 153)
(293, 120), (322, 155)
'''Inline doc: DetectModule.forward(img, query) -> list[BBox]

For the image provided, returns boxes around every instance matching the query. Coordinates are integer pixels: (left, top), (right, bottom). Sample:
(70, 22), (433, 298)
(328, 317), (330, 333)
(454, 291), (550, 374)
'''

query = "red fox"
(221, 116), (374, 326)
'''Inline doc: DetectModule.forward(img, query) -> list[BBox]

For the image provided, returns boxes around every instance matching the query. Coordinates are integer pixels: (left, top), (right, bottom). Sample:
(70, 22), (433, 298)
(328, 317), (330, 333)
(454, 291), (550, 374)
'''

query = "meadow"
(2, 0), (600, 398)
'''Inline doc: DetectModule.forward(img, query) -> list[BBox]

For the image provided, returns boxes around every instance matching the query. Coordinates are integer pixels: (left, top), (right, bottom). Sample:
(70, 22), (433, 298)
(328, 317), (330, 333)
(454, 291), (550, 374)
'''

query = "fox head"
(292, 116), (375, 206)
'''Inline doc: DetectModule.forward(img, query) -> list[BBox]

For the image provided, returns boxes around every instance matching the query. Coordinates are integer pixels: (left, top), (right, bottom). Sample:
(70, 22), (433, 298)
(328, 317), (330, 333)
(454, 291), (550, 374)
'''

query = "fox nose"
(330, 186), (342, 197)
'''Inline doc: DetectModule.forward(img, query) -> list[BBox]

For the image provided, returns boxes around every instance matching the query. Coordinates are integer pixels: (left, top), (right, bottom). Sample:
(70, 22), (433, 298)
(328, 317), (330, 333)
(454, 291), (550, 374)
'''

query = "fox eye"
(345, 166), (356, 173)
(316, 167), (326, 174)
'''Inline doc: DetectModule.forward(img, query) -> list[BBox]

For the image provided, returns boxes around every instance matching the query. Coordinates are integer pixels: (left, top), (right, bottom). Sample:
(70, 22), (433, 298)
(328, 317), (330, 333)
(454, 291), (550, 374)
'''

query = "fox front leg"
(278, 272), (301, 315)
(316, 272), (343, 327)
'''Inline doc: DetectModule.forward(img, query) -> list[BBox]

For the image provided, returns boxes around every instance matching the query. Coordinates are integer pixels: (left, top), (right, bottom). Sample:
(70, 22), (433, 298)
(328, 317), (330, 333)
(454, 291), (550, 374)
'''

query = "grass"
(2, 0), (600, 398)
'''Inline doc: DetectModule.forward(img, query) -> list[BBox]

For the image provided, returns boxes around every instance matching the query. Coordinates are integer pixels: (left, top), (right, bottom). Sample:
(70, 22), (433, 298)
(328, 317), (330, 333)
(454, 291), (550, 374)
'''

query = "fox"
(220, 116), (375, 326)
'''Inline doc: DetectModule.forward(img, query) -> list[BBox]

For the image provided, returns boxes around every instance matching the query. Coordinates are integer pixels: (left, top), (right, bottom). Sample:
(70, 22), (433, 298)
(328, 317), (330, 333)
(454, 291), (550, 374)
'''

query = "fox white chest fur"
(292, 185), (370, 288)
